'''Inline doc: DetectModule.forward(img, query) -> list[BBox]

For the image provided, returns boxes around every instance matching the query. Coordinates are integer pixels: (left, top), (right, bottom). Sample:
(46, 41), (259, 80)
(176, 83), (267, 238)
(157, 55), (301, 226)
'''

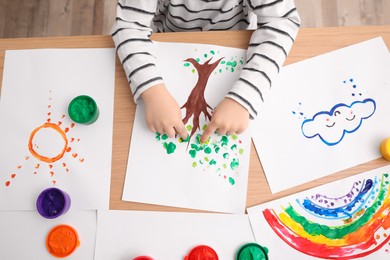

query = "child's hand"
(141, 84), (188, 139)
(200, 98), (249, 143)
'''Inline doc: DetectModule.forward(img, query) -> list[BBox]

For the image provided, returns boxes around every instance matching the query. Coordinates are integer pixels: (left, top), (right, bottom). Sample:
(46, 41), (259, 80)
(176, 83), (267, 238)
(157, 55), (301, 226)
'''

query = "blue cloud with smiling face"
(301, 98), (376, 146)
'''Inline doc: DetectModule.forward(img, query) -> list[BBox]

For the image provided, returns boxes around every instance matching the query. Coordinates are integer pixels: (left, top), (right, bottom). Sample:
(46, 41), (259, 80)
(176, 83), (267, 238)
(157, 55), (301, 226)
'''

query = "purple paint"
(36, 187), (71, 219)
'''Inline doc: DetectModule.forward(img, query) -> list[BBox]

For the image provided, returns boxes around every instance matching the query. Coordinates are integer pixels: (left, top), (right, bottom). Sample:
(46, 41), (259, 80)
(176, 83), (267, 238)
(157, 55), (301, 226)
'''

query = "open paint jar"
(36, 187), (71, 219)
(184, 245), (219, 260)
(68, 95), (99, 124)
(46, 224), (80, 257)
(236, 243), (268, 260)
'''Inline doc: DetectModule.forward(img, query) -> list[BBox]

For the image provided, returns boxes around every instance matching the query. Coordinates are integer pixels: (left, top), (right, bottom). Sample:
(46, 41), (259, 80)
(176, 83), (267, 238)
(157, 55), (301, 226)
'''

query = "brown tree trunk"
(181, 57), (224, 139)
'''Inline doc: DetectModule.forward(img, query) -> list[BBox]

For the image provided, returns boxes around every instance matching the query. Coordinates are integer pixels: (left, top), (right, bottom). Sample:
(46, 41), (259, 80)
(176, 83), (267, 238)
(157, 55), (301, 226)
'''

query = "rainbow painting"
(247, 165), (390, 259)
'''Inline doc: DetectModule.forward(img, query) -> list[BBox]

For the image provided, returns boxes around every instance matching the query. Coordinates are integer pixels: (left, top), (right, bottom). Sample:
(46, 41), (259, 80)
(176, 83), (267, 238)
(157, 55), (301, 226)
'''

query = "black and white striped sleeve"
(111, 0), (163, 102)
(226, 0), (301, 118)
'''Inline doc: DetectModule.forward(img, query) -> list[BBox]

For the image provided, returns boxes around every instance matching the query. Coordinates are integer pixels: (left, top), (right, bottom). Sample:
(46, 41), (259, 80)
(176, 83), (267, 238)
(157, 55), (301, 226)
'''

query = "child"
(112, 0), (300, 142)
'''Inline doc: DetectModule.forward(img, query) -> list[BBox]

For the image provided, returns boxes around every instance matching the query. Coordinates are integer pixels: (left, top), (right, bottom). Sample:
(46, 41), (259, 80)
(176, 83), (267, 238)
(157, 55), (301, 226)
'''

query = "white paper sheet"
(0, 210), (96, 260)
(95, 210), (255, 260)
(123, 42), (251, 213)
(247, 165), (390, 259)
(0, 48), (116, 210)
(252, 37), (390, 193)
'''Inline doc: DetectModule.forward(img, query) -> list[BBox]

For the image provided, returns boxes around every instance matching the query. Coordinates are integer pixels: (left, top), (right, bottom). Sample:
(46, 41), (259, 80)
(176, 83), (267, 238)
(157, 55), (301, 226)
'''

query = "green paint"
(231, 67), (234, 72)
(179, 134), (190, 143)
(196, 58), (200, 62)
(236, 243), (268, 260)
(221, 136), (229, 146)
(161, 134), (168, 140)
(223, 153), (229, 159)
(219, 69), (222, 73)
(214, 146), (220, 154)
(192, 162), (197, 167)
(221, 61), (226, 64)
(209, 159), (216, 165)
(239, 148), (244, 155)
(230, 158), (239, 170)
(186, 125), (193, 131)
(384, 173), (389, 178)
(202, 124), (207, 130)
(204, 157), (209, 162)
(68, 95), (99, 124)
(229, 177), (235, 185)
(204, 54), (208, 58)
(226, 61), (237, 67)
(191, 144), (201, 151)
(240, 59), (244, 65)
(189, 149), (197, 158)
(231, 144), (237, 150)
(210, 50), (215, 55)
(192, 69), (195, 74)
(223, 163), (227, 169)
(285, 176), (389, 239)
(155, 132), (161, 141)
(232, 134), (238, 140)
(204, 147), (212, 154)
(184, 63), (190, 67)
(163, 142), (176, 154)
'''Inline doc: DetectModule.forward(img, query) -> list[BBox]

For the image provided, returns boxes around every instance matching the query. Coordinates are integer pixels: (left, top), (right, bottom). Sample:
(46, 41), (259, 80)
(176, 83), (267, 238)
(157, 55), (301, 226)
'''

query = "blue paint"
(297, 178), (376, 220)
(301, 98), (376, 146)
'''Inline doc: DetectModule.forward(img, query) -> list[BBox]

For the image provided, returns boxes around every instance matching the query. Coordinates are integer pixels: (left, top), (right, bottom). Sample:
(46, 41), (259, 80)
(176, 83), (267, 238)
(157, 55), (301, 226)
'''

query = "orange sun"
(5, 91), (85, 187)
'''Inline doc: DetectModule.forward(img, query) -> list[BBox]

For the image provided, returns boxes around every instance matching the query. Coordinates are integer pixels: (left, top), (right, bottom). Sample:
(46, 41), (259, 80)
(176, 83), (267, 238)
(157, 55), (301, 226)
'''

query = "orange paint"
(52, 180), (56, 185)
(72, 153), (78, 158)
(28, 123), (68, 163)
(11, 174), (16, 179)
(70, 123), (75, 128)
(70, 138), (75, 142)
(58, 121), (62, 126)
(34, 172), (37, 175)
(61, 114), (65, 118)
(47, 118), (51, 123)
(46, 225), (80, 258)
(48, 112), (51, 116)
(64, 127), (69, 133)
(48, 105), (52, 108)
(49, 165), (53, 169)
(66, 147), (72, 153)
(62, 163), (66, 167)
(25, 156), (30, 160)
(35, 164), (40, 169)
(79, 158), (84, 163)
(50, 171), (54, 177)
(17, 165), (22, 169)
(5, 181), (10, 187)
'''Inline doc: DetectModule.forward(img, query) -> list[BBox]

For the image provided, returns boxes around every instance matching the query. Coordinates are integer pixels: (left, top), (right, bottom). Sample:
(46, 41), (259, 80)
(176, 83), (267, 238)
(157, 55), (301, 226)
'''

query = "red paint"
(184, 245), (219, 260)
(11, 174), (16, 179)
(5, 181), (10, 187)
(71, 123), (75, 128)
(58, 121), (62, 126)
(50, 171), (54, 177)
(133, 256), (154, 260)
(17, 165), (22, 169)
(64, 127), (69, 133)
(262, 209), (390, 259)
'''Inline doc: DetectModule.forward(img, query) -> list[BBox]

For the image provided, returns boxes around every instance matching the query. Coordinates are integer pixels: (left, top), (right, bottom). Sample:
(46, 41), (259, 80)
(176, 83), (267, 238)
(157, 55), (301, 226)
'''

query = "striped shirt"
(112, 0), (301, 118)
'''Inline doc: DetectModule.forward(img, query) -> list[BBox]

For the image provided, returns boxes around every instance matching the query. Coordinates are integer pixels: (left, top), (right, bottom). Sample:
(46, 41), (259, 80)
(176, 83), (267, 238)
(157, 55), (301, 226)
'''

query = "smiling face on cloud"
(301, 98), (376, 146)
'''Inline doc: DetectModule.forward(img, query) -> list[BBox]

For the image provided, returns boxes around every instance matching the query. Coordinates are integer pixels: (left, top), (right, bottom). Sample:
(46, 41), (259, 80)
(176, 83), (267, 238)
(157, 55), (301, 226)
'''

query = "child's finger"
(201, 123), (217, 143)
(175, 122), (188, 140)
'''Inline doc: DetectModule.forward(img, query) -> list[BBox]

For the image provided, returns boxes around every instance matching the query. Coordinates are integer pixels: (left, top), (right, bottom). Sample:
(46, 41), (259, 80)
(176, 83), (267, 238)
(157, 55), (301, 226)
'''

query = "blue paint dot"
(350, 78), (354, 82)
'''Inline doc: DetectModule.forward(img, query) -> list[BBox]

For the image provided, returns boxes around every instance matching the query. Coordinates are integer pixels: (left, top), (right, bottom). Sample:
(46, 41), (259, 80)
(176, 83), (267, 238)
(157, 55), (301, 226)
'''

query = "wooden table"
(1, 25), (389, 212)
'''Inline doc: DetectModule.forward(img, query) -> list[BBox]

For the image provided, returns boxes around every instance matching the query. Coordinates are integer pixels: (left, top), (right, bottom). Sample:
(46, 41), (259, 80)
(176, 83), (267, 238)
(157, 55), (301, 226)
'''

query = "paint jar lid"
(36, 187), (71, 219)
(236, 243), (268, 260)
(68, 95), (99, 124)
(46, 224), (80, 258)
(133, 256), (154, 260)
(184, 245), (219, 260)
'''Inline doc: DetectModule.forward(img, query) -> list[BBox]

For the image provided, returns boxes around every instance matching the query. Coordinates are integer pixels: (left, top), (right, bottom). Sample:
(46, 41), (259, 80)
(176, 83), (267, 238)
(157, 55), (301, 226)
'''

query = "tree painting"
(156, 49), (246, 185)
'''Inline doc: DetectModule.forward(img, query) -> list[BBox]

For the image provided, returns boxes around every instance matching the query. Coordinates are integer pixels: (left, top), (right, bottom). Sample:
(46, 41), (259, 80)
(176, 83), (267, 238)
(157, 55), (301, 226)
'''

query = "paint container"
(236, 243), (268, 260)
(133, 256), (154, 260)
(46, 224), (80, 258)
(36, 187), (71, 219)
(184, 245), (219, 260)
(380, 137), (390, 161)
(68, 95), (99, 124)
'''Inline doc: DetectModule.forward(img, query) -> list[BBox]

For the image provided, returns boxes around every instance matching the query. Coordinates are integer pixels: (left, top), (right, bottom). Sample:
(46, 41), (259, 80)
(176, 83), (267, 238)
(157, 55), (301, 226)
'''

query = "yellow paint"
(278, 212), (347, 246)
(380, 138), (390, 161)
